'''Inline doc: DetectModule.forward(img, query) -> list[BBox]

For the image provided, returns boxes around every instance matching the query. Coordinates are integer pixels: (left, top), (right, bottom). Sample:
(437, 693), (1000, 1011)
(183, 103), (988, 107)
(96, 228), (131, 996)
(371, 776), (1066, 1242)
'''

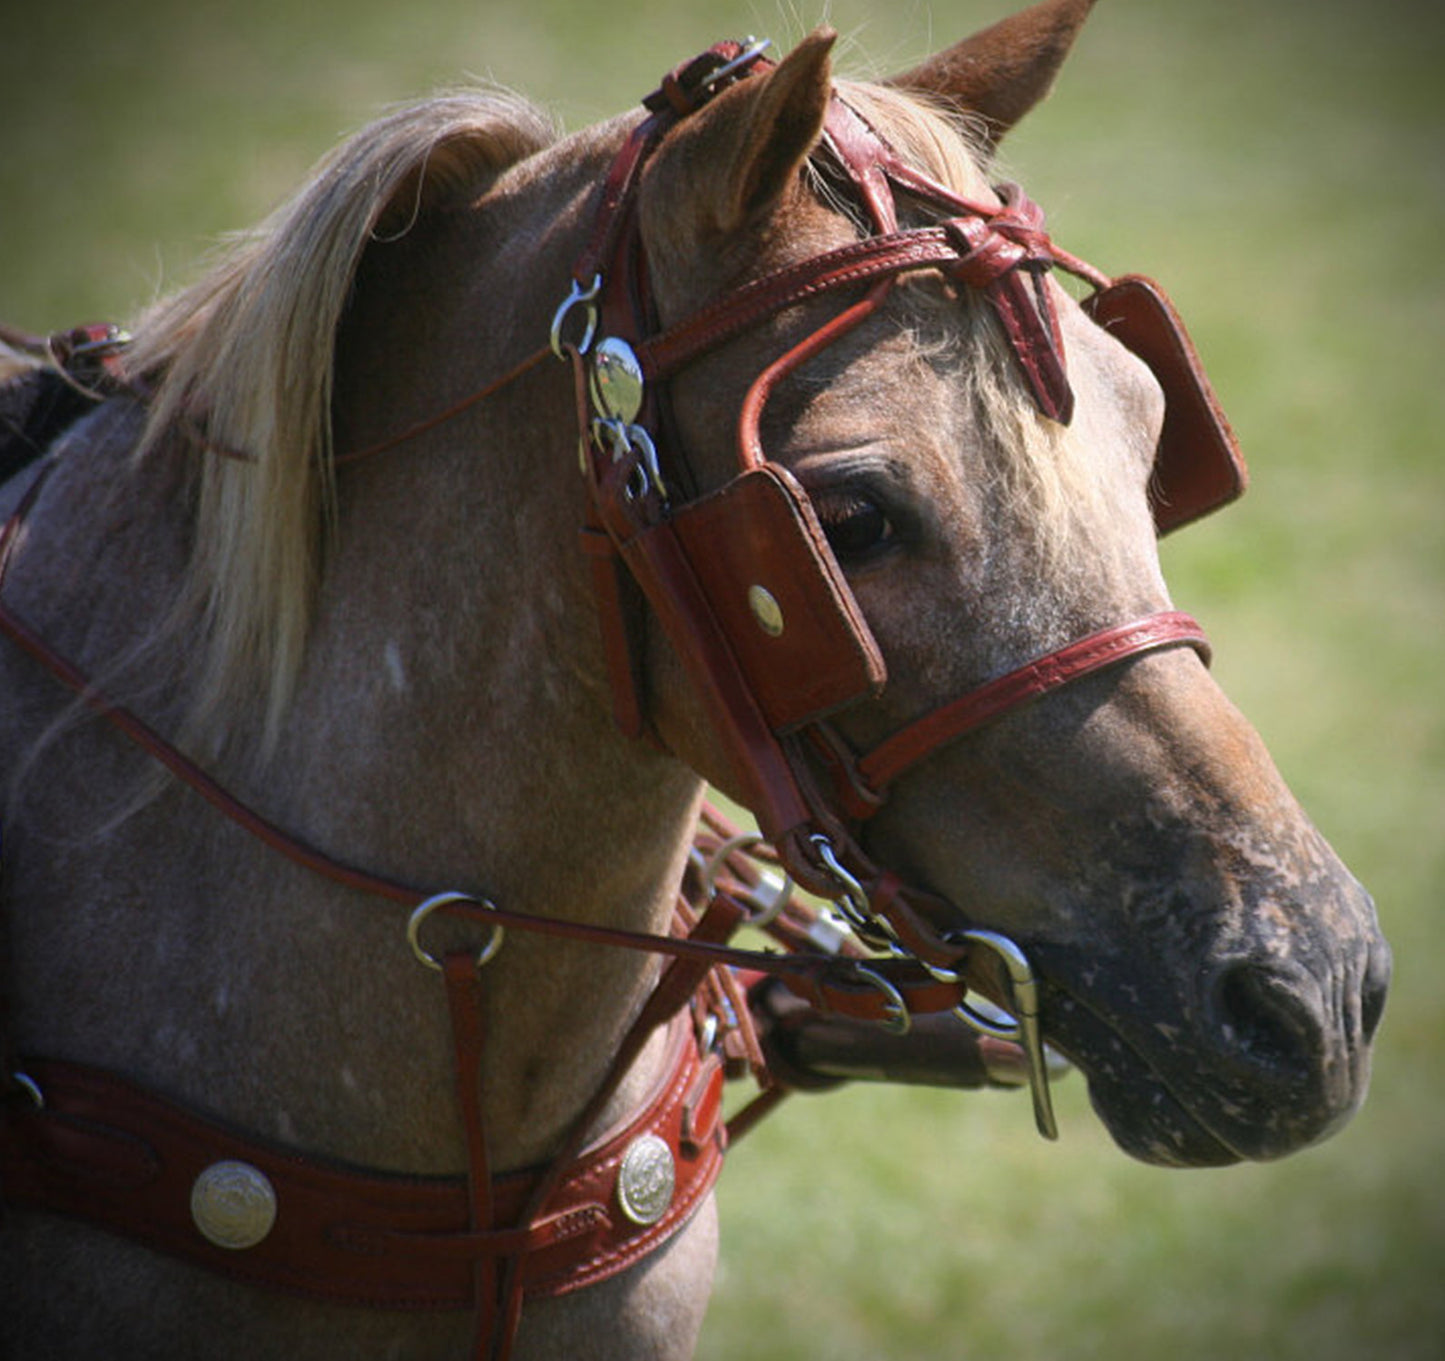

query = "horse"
(0, 1), (1390, 1357)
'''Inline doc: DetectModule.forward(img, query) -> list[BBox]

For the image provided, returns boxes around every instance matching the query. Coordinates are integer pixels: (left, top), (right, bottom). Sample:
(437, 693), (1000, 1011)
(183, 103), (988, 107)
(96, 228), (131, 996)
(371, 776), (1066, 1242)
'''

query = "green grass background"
(3, 1), (1442, 1356)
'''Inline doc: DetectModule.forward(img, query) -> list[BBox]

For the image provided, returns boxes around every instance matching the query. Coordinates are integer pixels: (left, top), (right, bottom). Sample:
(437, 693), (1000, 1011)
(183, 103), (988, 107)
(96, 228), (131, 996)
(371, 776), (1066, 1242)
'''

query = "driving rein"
(0, 40), (1246, 1361)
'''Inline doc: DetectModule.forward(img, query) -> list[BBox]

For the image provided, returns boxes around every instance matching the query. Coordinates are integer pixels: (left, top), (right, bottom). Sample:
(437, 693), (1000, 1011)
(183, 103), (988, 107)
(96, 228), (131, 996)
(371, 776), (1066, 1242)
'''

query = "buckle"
(47, 323), (132, 394)
(950, 929), (1059, 1140)
(643, 38), (773, 118)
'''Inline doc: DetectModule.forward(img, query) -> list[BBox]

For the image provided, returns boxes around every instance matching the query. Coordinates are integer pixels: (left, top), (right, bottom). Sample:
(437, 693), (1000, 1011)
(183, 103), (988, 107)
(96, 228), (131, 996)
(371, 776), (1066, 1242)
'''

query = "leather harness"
(0, 40), (1246, 1361)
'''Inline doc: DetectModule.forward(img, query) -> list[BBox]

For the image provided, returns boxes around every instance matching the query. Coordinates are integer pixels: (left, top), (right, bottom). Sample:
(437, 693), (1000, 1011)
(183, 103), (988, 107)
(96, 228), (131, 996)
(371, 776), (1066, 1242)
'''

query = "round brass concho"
(747, 584), (785, 637)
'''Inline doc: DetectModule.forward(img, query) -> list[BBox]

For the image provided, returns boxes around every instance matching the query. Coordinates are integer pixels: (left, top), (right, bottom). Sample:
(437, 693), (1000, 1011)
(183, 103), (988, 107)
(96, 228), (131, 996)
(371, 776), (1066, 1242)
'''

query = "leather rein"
(0, 39), (1243, 1361)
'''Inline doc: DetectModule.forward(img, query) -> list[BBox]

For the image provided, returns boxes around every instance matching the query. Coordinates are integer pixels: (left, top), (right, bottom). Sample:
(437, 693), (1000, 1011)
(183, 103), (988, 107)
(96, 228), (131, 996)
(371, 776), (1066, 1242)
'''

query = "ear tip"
(773, 27), (837, 89)
(798, 25), (840, 59)
(885, 0), (1097, 145)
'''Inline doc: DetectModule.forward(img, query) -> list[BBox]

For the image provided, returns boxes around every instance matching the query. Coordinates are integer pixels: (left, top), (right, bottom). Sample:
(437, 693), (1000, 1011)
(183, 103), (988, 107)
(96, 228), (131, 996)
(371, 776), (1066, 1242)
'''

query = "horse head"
(619, 8), (1389, 1166)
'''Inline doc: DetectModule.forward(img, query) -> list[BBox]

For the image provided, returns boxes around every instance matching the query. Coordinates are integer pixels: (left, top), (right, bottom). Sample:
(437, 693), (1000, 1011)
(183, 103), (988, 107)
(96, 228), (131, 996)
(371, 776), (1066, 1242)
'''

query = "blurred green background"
(3, 1), (1441, 1357)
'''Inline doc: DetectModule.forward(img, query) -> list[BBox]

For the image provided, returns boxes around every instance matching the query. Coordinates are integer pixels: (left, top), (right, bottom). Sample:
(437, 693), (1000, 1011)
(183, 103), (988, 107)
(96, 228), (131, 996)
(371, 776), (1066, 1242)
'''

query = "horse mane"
(115, 72), (1096, 768)
(121, 89), (557, 761)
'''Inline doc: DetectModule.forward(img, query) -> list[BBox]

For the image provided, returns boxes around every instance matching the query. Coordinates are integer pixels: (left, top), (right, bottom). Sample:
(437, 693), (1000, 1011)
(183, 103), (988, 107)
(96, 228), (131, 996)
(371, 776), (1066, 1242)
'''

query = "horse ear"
(665, 28), (837, 236)
(887, 0), (1095, 151)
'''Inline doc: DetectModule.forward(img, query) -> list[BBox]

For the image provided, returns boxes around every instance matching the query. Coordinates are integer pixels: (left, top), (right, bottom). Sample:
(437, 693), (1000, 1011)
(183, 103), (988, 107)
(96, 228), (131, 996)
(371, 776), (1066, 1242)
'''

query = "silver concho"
(616, 1133), (676, 1227)
(190, 1160), (278, 1250)
(589, 336), (646, 425)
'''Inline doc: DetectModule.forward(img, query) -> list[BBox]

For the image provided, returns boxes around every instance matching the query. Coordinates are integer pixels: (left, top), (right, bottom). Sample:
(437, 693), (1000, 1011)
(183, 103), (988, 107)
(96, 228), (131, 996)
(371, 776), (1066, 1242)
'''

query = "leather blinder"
(1082, 275), (1247, 534)
(594, 456), (885, 842)
(667, 463), (886, 732)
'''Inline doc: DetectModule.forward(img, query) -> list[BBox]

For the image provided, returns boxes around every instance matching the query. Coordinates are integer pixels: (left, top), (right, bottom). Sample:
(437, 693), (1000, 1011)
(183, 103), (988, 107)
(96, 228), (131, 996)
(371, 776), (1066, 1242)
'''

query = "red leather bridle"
(560, 40), (1243, 1128)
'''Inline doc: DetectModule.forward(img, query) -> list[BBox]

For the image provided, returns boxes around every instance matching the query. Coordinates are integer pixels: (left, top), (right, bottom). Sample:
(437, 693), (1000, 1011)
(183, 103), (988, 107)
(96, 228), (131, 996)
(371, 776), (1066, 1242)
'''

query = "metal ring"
(852, 964), (912, 1036)
(959, 929), (1041, 1015)
(592, 419), (664, 506)
(808, 834), (870, 921)
(953, 996), (1021, 1042)
(623, 424), (667, 503)
(808, 834), (902, 952)
(700, 831), (763, 895)
(700, 832), (795, 928)
(919, 955), (965, 986)
(10, 1071), (43, 1109)
(951, 927), (1058, 1140)
(695, 37), (773, 95)
(740, 869), (794, 929)
(590, 416), (628, 462)
(549, 273), (601, 358)
(698, 1013), (720, 1053)
(622, 459), (652, 504)
(407, 892), (505, 972)
(948, 929), (1030, 1039)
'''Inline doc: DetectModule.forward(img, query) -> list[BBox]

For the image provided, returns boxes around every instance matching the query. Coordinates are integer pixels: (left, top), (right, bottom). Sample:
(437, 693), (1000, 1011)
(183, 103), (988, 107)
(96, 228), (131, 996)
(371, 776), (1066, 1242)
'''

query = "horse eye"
(816, 492), (894, 561)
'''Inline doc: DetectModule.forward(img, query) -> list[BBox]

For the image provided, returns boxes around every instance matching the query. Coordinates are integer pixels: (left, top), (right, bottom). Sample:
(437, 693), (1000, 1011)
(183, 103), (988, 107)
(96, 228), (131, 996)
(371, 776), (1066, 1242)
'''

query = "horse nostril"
(1210, 962), (1323, 1079)
(1361, 939), (1391, 1043)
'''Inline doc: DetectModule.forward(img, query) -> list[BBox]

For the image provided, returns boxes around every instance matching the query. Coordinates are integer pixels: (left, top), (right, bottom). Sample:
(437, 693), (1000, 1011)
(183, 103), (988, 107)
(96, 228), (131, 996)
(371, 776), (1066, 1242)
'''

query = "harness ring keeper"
(407, 892), (506, 971)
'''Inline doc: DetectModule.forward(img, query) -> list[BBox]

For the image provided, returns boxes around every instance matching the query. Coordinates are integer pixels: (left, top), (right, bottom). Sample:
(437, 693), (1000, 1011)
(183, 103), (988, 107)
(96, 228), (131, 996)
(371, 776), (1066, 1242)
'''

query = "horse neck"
(264, 469), (704, 1170)
(3, 122), (709, 1176)
(256, 132), (707, 1169)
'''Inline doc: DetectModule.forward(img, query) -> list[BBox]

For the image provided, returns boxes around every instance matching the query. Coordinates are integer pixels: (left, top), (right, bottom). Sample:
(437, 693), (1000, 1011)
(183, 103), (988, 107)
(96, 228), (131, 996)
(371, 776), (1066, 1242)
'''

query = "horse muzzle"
(1037, 872), (1390, 1167)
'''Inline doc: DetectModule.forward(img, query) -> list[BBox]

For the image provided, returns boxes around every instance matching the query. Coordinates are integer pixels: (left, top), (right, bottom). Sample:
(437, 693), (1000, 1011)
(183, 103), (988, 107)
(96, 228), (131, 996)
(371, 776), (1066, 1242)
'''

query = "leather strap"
(0, 563), (971, 1021)
(639, 210), (1076, 386)
(819, 92), (901, 233)
(945, 185), (1072, 423)
(568, 77), (1225, 981)
(854, 612), (1213, 799)
(0, 58), (1238, 1026)
(443, 951), (497, 1351)
(570, 41), (772, 296)
(2, 467), (964, 1023)
(0, 1015), (723, 1311)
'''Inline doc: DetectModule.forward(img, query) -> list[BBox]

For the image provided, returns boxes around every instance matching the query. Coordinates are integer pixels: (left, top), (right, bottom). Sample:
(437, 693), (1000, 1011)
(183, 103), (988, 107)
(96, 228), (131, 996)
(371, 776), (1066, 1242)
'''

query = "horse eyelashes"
(816, 493), (894, 560)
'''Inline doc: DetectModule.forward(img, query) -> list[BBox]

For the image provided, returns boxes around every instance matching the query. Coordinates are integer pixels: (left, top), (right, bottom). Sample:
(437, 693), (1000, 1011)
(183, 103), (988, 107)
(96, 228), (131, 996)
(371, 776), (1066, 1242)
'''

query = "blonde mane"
(117, 72), (1098, 767)
(122, 90), (557, 760)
